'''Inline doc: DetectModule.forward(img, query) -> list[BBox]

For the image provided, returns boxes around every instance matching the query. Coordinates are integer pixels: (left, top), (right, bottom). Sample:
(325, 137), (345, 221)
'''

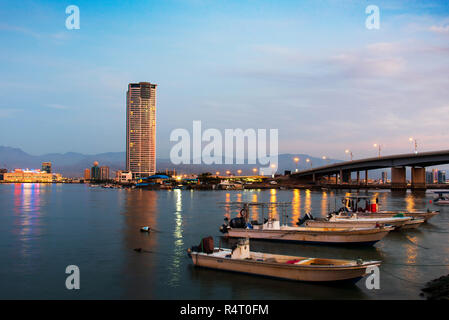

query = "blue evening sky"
(0, 0), (448, 159)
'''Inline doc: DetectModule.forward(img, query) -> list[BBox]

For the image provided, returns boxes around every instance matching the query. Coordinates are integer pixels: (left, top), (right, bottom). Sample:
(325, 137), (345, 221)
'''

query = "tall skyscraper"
(126, 82), (157, 179)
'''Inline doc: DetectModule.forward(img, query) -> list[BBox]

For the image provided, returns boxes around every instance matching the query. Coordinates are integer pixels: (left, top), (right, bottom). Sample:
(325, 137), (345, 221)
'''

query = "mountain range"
(0, 146), (341, 178)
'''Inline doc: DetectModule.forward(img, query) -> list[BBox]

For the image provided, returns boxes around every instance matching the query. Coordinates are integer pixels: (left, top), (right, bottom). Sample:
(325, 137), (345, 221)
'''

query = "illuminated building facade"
(126, 82), (157, 179)
(84, 168), (91, 180)
(1, 169), (62, 182)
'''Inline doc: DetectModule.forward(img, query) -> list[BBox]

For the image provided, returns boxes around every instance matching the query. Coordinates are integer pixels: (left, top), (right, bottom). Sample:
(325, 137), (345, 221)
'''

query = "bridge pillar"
(365, 170), (368, 185)
(391, 167), (407, 190)
(356, 171), (360, 184)
(342, 170), (350, 183)
(411, 167), (426, 190)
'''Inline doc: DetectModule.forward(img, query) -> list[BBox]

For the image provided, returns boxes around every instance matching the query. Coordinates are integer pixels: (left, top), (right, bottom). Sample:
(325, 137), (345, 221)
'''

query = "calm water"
(0, 183), (448, 299)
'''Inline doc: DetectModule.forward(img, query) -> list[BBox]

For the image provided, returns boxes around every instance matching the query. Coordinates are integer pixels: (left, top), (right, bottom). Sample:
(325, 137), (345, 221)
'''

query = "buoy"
(140, 226), (151, 232)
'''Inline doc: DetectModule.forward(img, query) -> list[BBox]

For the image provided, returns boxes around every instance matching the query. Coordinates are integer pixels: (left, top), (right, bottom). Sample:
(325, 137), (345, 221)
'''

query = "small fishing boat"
(299, 212), (413, 229)
(336, 194), (439, 222)
(399, 218), (425, 229)
(188, 238), (381, 283)
(219, 202), (393, 246)
(433, 191), (449, 206)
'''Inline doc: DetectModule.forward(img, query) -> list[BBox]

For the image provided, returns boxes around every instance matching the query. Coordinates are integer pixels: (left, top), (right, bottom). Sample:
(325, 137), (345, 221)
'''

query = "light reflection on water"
(168, 189), (184, 287)
(1, 185), (449, 299)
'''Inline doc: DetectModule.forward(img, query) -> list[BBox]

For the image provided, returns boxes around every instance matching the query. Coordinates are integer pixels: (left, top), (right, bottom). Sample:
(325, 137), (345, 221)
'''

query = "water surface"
(0, 184), (448, 299)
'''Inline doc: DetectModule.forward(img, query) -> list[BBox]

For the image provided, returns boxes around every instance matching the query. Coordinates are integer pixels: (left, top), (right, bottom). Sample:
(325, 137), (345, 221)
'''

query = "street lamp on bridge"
(345, 149), (353, 161)
(293, 157), (300, 172)
(306, 158), (312, 168)
(373, 144), (382, 157)
(409, 137), (418, 154)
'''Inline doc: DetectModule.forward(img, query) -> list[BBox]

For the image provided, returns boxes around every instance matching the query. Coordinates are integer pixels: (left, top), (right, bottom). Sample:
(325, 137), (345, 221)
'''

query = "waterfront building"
(118, 171), (133, 184)
(0, 168), (7, 180)
(1, 169), (62, 183)
(100, 166), (110, 181)
(438, 170), (446, 184)
(432, 169), (439, 184)
(41, 162), (52, 173)
(426, 171), (433, 184)
(381, 171), (388, 184)
(115, 170), (122, 181)
(91, 161), (100, 181)
(84, 168), (91, 180)
(126, 82), (157, 179)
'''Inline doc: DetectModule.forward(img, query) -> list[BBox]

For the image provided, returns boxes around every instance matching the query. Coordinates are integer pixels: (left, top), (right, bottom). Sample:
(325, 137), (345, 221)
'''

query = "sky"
(0, 0), (448, 160)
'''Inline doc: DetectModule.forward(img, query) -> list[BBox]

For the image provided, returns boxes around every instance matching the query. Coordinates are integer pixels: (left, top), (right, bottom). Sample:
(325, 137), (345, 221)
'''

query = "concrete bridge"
(290, 150), (449, 189)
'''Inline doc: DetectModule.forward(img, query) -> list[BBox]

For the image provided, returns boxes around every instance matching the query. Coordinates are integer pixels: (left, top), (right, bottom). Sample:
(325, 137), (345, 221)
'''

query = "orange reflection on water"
(405, 235), (418, 265)
(236, 193), (242, 202)
(224, 193), (231, 220)
(321, 191), (328, 216)
(269, 189), (277, 219)
(291, 189), (301, 225)
(405, 193), (415, 212)
(251, 193), (258, 221)
(304, 189), (312, 214)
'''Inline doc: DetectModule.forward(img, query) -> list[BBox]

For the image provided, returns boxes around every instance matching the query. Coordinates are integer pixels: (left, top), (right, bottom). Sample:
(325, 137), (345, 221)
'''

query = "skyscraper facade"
(91, 161), (100, 181)
(100, 166), (110, 181)
(42, 162), (52, 173)
(126, 82), (157, 179)
(84, 168), (91, 180)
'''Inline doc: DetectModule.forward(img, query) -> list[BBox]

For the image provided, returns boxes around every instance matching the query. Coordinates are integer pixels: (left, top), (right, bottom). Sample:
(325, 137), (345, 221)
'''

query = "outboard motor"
(219, 223), (229, 234)
(296, 212), (314, 226)
(229, 217), (246, 228)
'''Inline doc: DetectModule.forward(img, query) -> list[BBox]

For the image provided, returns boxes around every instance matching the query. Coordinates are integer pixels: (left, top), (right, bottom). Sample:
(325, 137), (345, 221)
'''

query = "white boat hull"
(190, 249), (380, 282)
(225, 226), (393, 245)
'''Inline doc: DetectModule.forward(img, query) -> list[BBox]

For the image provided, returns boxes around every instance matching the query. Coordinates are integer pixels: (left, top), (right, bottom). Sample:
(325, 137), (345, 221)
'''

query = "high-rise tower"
(126, 82), (157, 179)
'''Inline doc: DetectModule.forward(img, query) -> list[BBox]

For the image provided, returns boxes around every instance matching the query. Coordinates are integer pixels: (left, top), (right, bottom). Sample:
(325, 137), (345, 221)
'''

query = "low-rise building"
(117, 171), (133, 183)
(2, 169), (62, 183)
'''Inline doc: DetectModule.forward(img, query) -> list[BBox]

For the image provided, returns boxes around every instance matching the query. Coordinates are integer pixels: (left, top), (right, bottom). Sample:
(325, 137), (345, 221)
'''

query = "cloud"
(429, 24), (449, 34)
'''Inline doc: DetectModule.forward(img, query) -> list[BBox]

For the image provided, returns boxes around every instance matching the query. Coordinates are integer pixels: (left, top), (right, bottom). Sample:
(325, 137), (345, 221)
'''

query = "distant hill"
(0, 146), (342, 177)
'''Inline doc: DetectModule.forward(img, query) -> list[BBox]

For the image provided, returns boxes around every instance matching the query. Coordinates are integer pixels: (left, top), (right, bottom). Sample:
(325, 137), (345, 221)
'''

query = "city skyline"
(0, 1), (449, 160)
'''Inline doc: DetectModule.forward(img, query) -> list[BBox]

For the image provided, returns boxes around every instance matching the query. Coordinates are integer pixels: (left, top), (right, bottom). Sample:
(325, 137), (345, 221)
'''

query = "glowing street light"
(373, 143), (382, 157)
(345, 149), (353, 161)
(322, 156), (330, 164)
(215, 171), (220, 176)
(226, 170), (231, 176)
(293, 157), (300, 172)
(409, 137), (418, 154)
(237, 169), (242, 175)
(252, 168), (258, 175)
(270, 164), (277, 178)
(306, 158), (312, 168)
